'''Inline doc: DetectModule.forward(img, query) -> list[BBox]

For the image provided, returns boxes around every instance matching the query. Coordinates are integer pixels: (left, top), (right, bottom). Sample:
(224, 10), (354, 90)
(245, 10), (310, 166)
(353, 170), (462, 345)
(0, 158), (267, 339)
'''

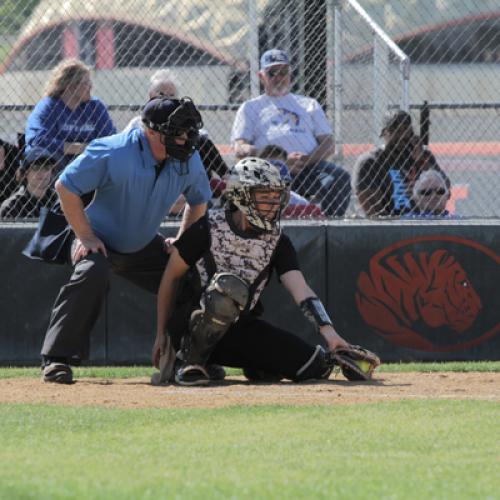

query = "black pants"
(168, 282), (327, 381)
(209, 315), (326, 381)
(292, 161), (351, 217)
(41, 235), (169, 361)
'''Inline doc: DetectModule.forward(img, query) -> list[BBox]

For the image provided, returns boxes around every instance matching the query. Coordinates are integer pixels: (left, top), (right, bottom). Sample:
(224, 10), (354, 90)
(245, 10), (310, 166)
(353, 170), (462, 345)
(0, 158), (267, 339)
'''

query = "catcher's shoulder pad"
(331, 345), (380, 381)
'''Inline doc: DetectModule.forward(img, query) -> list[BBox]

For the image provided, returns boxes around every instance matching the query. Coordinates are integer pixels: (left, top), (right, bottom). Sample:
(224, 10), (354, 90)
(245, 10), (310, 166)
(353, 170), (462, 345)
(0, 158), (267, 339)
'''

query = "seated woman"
(25, 59), (116, 169)
(0, 148), (59, 219)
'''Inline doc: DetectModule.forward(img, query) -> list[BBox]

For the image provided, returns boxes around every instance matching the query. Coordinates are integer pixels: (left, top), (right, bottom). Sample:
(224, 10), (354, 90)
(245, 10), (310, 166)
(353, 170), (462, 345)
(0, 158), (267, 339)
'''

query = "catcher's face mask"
(224, 157), (290, 233)
(142, 97), (203, 162)
(251, 188), (284, 224)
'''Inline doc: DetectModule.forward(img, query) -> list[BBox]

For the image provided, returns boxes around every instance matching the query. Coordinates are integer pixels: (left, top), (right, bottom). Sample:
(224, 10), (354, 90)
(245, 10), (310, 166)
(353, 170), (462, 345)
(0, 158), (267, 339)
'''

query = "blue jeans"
(291, 161), (351, 217)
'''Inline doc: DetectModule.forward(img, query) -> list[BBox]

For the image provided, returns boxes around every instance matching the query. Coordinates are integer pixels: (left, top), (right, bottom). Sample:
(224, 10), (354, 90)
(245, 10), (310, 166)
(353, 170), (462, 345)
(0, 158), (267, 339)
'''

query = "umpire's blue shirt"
(58, 127), (211, 253)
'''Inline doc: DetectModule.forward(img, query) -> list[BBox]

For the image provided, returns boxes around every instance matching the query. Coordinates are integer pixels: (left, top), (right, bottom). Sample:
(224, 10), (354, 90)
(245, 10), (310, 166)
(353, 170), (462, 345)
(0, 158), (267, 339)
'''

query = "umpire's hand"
(72, 235), (108, 264)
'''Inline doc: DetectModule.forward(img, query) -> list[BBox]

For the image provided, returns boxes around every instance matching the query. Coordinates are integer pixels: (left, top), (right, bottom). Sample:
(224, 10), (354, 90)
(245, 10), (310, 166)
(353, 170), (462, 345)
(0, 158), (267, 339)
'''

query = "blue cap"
(268, 159), (291, 181)
(23, 147), (61, 168)
(260, 49), (290, 70)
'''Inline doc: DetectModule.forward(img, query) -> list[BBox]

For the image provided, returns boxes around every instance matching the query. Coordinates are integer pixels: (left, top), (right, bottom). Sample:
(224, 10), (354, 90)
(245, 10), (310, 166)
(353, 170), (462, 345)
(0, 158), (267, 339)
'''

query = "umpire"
(41, 96), (212, 384)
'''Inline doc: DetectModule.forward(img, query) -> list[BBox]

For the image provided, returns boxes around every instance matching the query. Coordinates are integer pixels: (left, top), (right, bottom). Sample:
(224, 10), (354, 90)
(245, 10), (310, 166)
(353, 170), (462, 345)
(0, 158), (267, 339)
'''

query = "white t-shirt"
(231, 93), (332, 154)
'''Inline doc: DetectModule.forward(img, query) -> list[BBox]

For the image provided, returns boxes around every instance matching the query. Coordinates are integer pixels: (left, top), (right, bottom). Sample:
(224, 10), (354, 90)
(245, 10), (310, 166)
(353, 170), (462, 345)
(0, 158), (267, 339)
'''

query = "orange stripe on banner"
(215, 142), (500, 157)
(343, 142), (500, 157)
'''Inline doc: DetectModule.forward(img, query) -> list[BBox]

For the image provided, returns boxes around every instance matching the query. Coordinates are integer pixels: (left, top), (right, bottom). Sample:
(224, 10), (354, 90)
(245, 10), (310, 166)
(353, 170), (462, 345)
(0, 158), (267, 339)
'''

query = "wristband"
(300, 297), (333, 328)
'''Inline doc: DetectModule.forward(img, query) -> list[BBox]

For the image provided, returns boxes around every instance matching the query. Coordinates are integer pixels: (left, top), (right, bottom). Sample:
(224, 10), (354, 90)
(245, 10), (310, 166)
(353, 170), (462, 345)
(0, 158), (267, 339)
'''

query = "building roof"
(5, 0), (270, 71)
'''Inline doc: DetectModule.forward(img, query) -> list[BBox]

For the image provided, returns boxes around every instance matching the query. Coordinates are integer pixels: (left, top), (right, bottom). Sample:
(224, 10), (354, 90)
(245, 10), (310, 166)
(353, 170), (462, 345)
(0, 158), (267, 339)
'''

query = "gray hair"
(149, 70), (179, 97)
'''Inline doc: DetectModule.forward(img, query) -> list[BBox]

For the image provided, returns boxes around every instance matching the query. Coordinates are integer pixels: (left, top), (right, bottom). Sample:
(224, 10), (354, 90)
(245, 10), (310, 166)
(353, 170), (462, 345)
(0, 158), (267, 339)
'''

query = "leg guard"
(293, 345), (332, 382)
(182, 273), (249, 367)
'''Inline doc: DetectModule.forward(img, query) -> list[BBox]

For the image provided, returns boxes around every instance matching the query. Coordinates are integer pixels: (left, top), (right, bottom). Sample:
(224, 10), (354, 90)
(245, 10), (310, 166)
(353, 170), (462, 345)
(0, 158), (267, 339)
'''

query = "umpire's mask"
(142, 96), (203, 162)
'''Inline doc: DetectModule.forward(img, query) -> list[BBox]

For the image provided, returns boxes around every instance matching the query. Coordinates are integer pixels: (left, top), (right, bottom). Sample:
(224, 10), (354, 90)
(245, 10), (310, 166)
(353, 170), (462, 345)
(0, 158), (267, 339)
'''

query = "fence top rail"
(1, 102), (500, 113)
(345, 0), (409, 64)
(0, 104), (242, 112)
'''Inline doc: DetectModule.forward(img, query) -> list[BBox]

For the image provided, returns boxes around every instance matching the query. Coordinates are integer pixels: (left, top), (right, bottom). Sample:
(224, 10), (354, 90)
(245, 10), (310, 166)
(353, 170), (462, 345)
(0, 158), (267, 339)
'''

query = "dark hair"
(381, 110), (413, 136)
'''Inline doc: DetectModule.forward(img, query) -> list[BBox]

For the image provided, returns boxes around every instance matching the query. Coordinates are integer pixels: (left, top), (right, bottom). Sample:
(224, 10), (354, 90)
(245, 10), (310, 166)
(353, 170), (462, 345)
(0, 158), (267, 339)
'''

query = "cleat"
(42, 362), (73, 384)
(175, 364), (210, 386)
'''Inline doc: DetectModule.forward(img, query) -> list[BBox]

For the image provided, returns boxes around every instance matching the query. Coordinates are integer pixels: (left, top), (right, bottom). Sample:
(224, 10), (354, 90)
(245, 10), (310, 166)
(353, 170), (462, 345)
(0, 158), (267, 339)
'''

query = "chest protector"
(195, 210), (281, 311)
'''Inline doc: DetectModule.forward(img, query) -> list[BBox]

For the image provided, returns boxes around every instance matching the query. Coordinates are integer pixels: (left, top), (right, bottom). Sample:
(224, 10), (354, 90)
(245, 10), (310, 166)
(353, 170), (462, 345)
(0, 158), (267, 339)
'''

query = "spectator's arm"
(233, 139), (258, 159)
(63, 142), (87, 156)
(25, 99), (64, 155)
(94, 100), (117, 137)
(230, 102), (257, 159)
(357, 188), (385, 216)
(353, 154), (386, 216)
(305, 134), (335, 166)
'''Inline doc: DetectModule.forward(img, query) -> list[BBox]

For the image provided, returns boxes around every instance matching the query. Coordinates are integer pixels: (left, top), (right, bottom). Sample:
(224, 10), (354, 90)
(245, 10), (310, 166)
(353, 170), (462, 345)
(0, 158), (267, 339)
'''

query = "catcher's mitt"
(330, 345), (380, 381)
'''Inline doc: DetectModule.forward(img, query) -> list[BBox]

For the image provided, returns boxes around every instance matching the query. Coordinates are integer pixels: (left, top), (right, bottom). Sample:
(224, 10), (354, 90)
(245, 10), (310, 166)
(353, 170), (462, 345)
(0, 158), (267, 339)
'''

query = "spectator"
(25, 59), (116, 168)
(0, 148), (58, 219)
(411, 169), (450, 216)
(0, 138), (22, 205)
(124, 69), (179, 131)
(231, 48), (351, 216)
(353, 110), (451, 217)
(38, 96), (212, 385)
(125, 69), (228, 181)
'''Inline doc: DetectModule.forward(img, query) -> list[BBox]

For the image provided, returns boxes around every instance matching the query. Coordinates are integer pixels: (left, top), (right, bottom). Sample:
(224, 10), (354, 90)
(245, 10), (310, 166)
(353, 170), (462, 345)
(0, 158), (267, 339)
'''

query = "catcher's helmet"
(142, 96), (203, 162)
(224, 157), (290, 232)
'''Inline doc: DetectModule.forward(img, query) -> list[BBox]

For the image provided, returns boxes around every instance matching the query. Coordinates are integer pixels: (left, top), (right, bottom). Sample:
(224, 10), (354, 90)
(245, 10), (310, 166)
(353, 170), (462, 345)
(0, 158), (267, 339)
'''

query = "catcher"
(152, 157), (380, 385)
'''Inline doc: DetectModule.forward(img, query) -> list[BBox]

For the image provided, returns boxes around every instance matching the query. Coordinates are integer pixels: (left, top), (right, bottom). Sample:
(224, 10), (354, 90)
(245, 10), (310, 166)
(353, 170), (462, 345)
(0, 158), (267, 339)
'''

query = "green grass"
(1, 361), (499, 379)
(0, 401), (498, 499)
(0, 364), (498, 498)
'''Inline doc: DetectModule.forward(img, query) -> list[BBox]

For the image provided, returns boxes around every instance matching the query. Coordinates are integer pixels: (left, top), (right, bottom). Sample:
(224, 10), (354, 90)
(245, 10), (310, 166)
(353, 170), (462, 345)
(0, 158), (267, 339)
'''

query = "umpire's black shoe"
(175, 364), (210, 386)
(42, 362), (73, 384)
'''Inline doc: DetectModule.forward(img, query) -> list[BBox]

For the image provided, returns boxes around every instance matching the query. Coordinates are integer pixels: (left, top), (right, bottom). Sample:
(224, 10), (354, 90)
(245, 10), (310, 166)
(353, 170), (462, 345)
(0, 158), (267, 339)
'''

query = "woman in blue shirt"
(25, 59), (116, 167)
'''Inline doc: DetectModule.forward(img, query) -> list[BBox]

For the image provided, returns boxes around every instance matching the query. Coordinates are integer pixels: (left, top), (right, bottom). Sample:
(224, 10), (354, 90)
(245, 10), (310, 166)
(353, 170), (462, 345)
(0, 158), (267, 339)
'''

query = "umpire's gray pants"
(41, 235), (169, 361)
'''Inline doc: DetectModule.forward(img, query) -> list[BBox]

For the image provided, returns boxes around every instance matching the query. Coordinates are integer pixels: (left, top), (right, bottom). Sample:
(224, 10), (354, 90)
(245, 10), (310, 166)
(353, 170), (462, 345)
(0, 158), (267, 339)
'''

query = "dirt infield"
(1, 372), (499, 409)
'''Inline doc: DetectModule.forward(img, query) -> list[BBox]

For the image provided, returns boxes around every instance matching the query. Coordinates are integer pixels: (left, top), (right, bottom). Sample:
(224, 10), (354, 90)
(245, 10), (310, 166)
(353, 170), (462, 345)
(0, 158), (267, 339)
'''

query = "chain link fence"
(0, 0), (499, 220)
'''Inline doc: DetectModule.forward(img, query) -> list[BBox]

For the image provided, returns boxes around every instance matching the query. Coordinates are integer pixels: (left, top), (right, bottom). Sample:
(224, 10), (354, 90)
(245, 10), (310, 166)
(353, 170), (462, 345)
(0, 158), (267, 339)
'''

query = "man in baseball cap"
(259, 49), (290, 70)
(353, 108), (451, 216)
(231, 48), (352, 217)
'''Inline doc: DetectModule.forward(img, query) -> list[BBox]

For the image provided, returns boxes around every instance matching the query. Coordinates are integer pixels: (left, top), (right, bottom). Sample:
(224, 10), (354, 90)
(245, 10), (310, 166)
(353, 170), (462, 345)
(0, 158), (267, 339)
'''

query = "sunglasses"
(266, 67), (290, 78)
(418, 188), (447, 196)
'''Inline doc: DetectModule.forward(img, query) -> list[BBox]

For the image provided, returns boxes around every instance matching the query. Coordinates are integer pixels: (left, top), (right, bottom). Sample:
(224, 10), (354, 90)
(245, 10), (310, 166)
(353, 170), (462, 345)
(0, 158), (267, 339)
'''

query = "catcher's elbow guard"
(300, 297), (333, 329)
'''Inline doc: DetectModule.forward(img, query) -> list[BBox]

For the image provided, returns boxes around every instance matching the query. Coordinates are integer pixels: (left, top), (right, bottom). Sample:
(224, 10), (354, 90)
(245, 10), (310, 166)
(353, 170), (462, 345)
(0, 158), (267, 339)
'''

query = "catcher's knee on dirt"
(182, 273), (249, 366)
(293, 345), (332, 382)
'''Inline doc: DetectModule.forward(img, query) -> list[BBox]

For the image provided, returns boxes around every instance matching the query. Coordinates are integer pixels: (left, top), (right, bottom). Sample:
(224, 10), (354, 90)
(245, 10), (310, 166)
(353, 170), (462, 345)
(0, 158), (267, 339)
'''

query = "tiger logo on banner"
(355, 236), (499, 352)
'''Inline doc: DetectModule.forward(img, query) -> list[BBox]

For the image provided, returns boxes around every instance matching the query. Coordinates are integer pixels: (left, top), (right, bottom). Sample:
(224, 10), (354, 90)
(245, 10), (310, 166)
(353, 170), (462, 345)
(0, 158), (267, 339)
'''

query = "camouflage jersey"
(194, 210), (282, 311)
